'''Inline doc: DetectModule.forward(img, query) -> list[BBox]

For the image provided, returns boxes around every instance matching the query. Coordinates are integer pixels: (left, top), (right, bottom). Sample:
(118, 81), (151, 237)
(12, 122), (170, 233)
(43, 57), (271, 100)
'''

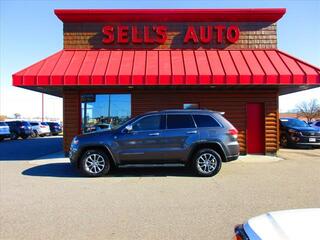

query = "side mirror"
(125, 124), (133, 133)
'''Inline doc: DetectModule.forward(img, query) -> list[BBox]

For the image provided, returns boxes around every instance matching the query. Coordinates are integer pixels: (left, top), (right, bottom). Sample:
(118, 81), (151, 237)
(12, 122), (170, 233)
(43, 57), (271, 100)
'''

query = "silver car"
(30, 121), (51, 137)
(0, 122), (11, 141)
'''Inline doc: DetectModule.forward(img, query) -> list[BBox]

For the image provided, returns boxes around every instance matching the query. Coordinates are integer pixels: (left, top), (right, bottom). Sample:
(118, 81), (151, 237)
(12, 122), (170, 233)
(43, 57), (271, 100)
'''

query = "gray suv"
(69, 109), (240, 177)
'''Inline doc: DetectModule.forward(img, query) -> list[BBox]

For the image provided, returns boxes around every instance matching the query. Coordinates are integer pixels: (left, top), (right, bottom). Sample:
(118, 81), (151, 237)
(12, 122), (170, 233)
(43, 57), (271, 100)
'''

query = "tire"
(52, 133), (58, 136)
(10, 132), (18, 140)
(191, 148), (222, 177)
(32, 130), (38, 138)
(79, 149), (110, 177)
(21, 135), (29, 139)
(280, 134), (289, 148)
(39, 134), (44, 137)
(0, 138), (3, 142)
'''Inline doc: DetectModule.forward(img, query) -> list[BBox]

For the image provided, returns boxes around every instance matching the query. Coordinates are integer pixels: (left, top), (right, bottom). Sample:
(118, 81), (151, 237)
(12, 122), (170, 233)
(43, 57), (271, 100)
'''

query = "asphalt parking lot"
(0, 136), (62, 160)
(0, 138), (320, 240)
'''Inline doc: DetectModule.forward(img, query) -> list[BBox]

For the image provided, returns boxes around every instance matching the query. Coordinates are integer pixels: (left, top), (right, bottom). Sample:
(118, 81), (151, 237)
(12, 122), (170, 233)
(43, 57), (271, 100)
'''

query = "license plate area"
(309, 138), (316, 142)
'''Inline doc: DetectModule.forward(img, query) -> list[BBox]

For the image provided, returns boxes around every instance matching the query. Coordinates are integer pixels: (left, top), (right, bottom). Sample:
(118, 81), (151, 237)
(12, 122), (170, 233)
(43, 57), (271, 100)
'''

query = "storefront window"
(81, 94), (131, 133)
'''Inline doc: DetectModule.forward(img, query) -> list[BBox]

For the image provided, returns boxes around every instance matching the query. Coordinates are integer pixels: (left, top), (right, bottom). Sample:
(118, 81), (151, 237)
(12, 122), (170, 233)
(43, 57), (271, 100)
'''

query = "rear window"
(193, 114), (221, 128)
(30, 122), (39, 126)
(41, 122), (49, 126)
(0, 122), (8, 126)
(167, 114), (195, 129)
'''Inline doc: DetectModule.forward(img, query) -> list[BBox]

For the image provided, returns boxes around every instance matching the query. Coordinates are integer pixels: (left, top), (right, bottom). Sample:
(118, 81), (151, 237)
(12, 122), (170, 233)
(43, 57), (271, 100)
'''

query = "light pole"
(42, 93), (44, 122)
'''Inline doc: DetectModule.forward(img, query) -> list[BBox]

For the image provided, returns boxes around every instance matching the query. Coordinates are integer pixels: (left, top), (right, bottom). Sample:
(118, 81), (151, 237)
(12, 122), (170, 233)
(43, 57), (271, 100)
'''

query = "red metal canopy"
(54, 9), (286, 23)
(12, 49), (320, 87)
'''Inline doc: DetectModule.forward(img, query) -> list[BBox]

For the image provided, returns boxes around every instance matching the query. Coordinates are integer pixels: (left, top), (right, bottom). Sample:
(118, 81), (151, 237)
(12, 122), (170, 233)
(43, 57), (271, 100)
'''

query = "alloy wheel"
(84, 153), (106, 174)
(196, 153), (217, 174)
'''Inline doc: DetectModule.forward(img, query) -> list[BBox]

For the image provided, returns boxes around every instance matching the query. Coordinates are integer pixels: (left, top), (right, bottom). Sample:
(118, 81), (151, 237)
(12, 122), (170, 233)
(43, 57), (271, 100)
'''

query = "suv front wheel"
(80, 150), (110, 177)
(192, 149), (222, 177)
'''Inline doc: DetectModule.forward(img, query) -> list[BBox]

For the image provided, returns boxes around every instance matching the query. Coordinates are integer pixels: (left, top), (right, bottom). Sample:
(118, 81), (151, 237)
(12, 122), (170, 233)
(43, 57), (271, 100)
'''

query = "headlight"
(72, 137), (79, 145)
(288, 129), (301, 135)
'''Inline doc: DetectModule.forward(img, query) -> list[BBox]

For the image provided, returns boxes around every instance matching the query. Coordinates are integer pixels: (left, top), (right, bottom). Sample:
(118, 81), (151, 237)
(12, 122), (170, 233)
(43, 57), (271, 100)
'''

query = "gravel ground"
(1, 147), (319, 240)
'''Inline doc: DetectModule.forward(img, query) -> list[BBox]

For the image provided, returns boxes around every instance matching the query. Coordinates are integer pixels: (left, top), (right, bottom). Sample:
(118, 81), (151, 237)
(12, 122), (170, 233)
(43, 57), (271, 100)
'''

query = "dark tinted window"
(167, 114), (195, 129)
(22, 121), (31, 127)
(0, 122), (8, 126)
(41, 122), (48, 126)
(133, 115), (161, 131)
(30, 122), (39, 126)
(316, 122), (320, 127)
(193, 115), (221, 128)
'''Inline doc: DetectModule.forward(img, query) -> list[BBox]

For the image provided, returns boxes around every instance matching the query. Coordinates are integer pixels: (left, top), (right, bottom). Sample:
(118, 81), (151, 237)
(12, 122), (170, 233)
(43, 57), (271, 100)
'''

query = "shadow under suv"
(69, 109), (240, 177)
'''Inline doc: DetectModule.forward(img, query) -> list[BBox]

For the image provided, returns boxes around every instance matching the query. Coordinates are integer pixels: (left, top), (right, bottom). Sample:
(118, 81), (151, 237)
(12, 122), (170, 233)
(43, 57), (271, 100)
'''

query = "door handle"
(186, 130), (198, 134)
(148, 132), (160, 136)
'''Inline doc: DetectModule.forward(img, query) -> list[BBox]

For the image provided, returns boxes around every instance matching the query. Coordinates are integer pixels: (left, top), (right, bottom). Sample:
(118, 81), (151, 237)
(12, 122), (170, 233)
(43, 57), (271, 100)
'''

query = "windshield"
(280, 118), (309, 128)
(22, 121), (31, 127)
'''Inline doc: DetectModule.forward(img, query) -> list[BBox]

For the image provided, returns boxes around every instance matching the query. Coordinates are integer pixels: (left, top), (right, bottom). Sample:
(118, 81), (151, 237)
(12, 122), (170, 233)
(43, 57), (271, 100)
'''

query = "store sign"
(102, 25), (240, 45)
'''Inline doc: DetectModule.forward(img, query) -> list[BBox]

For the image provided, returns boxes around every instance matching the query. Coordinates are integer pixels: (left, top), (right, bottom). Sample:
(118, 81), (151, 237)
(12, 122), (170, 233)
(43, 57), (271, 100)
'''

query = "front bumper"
(289, 135), (320, 146)
(69, 146), (81, 167)
(0, 133), (11, 139)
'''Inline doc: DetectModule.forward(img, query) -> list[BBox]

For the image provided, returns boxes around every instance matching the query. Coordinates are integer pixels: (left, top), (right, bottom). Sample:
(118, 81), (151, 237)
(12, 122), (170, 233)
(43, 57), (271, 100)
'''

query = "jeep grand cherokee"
(69, 109), (240, 177)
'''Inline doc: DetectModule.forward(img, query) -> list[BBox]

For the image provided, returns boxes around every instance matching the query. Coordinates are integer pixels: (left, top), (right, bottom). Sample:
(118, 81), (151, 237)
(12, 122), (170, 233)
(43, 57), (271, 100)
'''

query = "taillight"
(40, 125), (46, 128)
(232, 234), (244, 240)
(228, 128), (238, 138)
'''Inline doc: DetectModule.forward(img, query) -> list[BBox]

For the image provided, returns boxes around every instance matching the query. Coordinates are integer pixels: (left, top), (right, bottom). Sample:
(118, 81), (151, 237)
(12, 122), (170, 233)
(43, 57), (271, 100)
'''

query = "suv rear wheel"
(80, 149), (110, 177)
(192, 148), (222, 177)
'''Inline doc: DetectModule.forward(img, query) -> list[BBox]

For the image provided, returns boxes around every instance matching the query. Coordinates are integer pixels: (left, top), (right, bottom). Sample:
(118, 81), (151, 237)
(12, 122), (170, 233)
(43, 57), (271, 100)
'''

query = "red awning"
(13, 49), (320, 87)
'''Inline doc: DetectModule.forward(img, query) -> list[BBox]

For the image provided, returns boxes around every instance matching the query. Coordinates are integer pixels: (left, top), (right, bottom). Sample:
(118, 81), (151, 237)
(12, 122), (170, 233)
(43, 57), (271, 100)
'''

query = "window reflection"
(81, 94), (131, 133)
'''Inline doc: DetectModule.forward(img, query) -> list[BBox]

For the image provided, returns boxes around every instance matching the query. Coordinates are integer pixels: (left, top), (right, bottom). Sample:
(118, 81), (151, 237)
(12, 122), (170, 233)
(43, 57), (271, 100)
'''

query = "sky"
(0, 0), (319, 119)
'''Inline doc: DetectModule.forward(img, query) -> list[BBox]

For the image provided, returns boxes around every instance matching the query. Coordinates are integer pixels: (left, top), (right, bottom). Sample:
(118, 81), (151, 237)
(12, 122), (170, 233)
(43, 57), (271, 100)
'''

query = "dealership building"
(12, 9), (320, 155)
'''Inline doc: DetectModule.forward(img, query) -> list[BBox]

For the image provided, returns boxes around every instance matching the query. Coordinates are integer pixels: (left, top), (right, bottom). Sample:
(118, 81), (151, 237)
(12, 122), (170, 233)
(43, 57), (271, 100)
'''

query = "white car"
(309, 120), (320, 131)
(30, 121), (51, 137)
(0, 121), (11, 141)
(234, 208), (320, 240)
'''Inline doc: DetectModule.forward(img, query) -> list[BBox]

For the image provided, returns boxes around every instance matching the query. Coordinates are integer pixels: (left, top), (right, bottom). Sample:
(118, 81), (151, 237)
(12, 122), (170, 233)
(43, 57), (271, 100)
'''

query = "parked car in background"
(47, 122), (62, 136)
(233, 208), (320, 240)
(0, 122), (11, 141)
(309, 120), (320, 131)
(70, 109), (240, 177)
(30, 121), (51, 137)
(5, 121), (33, 140)
(85, 123), (112, 133)
(280, 118), (320, 148)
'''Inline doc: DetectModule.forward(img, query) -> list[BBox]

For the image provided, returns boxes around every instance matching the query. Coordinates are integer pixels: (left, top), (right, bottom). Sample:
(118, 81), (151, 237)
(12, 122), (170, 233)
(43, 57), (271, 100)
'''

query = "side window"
(193, 114), (221, 128)
(132, 115), (161, 131)
(316, 122), (320, 127)
(167, 114), (195, 129)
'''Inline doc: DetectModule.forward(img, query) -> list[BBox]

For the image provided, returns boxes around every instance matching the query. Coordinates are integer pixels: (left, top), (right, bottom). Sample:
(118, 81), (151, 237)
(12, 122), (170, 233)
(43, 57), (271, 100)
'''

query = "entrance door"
(246, 103), (265, 154)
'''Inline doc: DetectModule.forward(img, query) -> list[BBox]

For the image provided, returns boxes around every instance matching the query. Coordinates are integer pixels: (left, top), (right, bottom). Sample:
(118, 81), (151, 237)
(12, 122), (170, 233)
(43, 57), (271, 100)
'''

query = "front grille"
(301, 131), (320, 137)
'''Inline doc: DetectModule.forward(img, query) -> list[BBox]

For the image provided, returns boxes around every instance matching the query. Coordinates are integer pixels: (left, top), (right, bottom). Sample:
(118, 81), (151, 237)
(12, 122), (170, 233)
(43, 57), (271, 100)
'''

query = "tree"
(295, 99), (320, 122)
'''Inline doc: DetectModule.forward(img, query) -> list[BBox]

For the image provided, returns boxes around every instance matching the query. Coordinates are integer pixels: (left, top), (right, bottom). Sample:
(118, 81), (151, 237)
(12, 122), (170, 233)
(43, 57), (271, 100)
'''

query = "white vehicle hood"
(244, 208), (320, 240)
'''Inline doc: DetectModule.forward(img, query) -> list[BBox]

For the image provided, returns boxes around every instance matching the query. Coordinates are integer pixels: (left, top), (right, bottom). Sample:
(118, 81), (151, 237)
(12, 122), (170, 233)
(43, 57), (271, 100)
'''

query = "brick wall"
(63, 22), (277, 49)
(63, 88), (279, 155)
(63, 89), (80, 153)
